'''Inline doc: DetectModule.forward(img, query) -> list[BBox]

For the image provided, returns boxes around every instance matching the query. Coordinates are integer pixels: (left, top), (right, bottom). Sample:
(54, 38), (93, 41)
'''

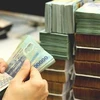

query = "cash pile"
(40, 31), (75, 100)
(75, 2), (100, 35)
(0, 35), (55, 94)
(41, 59), (74, 100)
(73, 2), (100, 100)
(40, 1), (79, 100)
(40, 30), (74, 60)
(40, 0), (83, 99)
(45, 0), (83, 34)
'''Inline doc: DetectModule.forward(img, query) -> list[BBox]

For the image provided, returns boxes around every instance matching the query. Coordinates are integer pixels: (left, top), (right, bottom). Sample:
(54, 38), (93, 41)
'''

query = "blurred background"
(0, 0), (51, 16)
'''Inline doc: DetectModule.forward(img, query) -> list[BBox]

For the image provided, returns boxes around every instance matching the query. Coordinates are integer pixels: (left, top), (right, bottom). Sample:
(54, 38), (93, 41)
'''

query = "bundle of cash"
(6, 35), (55, 77)
(75, 2), (100, 35)
(45, 0), (83, 34)
(40, 30), (74, 60)
(0, 35), (55, 92)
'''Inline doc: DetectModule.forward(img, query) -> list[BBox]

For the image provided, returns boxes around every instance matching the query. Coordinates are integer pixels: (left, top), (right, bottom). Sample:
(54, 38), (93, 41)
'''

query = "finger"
(44, 80), (48, 93)
(44, 98), (48, 100)
(42, 79), (49, 96)
(30, 66), (42, 79)
(14, 59), (31, 82)
(42, 94), (48, 100)
(42, 98), (47, 100)
(0, 58), (8, 73)
(42, 80), (49, 100)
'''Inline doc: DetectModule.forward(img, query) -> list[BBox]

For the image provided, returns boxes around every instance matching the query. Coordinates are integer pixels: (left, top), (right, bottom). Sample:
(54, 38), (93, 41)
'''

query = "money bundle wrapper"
(45, 0), (83, 34)
(73, 86), (100, 100)
(45, 70), (74, 100)
(72, 73), (100, 100)
(74, 60), (100, 76)
(41, 59), (75, 100)
(75, 34), (100, 48)
(73, 45), (100, 99)
(47, 92), (70, 100)
(72, 65), (100, 100)
(39, 0), (78, 99)
(48, 81), (71, 94)
(0, 35), (55, 96)
(47, 80), (73, 100)
(75, 46), (100, 62)
(41, 66), (73, 83)
(73, 73), (100, 89)
(41, 58), (74, 82)
(40, 29), (75, 100)
(75, 2), (100, 35)
(73, 31), (100, 99)
(74, 3), (100, 99)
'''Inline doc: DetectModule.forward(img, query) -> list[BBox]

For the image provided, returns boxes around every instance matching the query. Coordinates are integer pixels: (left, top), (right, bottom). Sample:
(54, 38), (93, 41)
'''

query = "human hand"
(2, 59), (48, 100)
(0, 58), (8, 73)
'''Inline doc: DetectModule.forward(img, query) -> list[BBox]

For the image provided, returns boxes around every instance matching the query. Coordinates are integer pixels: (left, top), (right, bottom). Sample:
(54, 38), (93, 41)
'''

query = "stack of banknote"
(75, 34), (100, 48)
(41, 59), (75, 100)
(73, 72), (100, 100)
(40, 28), (75, 100)
(45, 0), (83, 34)
(0, 35), (55, 94)
(40, 30), (75, 99)
(40, 30), (74, 60)
(39, 0), (83, 99)
(73, 2), (100, 100)
(75, 2), (100, 35)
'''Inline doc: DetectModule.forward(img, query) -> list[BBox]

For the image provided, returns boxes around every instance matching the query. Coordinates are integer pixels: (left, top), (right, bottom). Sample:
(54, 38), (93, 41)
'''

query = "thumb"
(14, 59), (31, 82)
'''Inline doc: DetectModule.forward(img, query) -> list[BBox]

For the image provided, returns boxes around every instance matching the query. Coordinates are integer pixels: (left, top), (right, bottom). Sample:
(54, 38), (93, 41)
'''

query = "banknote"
(0, 73), (12, 91)
(0, 35), (55, 92)
(6, 35), (55, 77)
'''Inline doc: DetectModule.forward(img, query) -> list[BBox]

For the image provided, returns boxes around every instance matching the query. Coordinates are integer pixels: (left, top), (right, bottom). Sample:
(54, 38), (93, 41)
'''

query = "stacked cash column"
(72, 2), (100, 100)
(39, 0), (83, 100)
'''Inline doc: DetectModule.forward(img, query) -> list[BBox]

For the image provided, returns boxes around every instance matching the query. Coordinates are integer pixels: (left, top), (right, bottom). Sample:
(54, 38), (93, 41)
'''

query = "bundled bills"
(75, 2), (100, 35)
(40, 30), (74, 60)
(0, 35), (55, 92)
(45, 0), (83, 34)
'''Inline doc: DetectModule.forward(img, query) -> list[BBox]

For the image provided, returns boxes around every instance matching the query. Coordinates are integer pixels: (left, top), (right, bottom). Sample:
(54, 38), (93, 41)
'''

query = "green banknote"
(0, 35), (55, 94)
(5, 35), (55, 78)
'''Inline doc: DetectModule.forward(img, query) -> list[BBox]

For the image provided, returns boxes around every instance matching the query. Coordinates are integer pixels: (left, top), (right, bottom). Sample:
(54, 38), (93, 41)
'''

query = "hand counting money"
(0, 35), (55, 92)
(6, 35), (55, 77)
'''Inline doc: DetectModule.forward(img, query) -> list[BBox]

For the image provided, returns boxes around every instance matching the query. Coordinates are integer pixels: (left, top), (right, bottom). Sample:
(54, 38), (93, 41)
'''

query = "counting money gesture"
(1, 59), (48, 100)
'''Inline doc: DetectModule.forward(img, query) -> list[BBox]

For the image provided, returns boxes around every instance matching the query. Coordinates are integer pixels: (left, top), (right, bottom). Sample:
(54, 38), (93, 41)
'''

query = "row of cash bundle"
(75, 2), (100, 35)
(73, 1), (100, 100)
(39, 0), (81, 99)
(39, 29), (75, 100)
(41, 58), (74, 100)
(40, 30), (74, 60)
(45, 0), (83, 34)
